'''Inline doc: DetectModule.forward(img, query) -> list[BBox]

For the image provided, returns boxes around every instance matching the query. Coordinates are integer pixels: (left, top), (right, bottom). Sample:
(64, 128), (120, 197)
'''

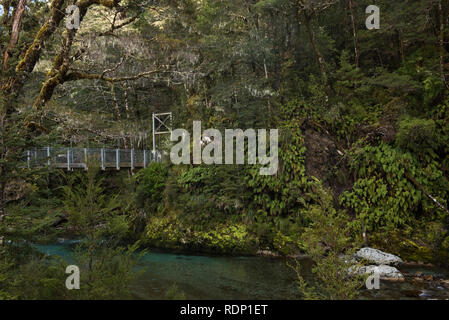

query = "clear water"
(133, 252), (300, 299)
(34, 241), (449, 300)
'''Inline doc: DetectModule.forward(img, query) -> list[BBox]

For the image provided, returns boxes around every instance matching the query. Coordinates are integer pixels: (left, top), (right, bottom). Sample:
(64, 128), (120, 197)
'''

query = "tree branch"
(64, 69), (161, 82)
(405, 171), (449, 215)
(99, 13), (140, 36)
(16, 0), (66, 74)
(32, 0), (124, 109)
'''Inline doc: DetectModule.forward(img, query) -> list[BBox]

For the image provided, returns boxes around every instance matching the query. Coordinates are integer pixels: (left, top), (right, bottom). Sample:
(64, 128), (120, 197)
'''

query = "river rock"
(257, 250), (280, 257)
(350, 265), (405, 281)
(354, 247), (403, 266)
(441, 280), (449, 288)
(414, 271), (423, 277)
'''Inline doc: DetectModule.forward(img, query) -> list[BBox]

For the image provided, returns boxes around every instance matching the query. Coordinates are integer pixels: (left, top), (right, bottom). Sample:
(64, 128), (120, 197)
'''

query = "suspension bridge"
(26, 147), (163, 171)
(25, 113), (172, 171)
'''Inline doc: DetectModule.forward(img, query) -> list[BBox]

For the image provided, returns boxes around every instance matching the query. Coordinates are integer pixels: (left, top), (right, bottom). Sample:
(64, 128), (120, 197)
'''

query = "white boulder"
(350, 265), (404, 281)
(354, 247), (403, 266)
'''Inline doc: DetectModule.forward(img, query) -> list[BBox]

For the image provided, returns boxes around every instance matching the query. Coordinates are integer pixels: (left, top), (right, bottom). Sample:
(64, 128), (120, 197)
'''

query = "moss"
(272, 231), (302, 255)
(369, 224), (448, 265)
(400, 243), (434, 264)
(144, 214), (259, 254)
(16, 0), (65, 73)
(435, 236), (449, 267)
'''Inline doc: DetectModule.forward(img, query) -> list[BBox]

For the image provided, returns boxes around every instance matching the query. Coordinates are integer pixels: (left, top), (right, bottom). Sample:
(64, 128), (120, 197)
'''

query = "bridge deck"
(26, 147), (161, 170)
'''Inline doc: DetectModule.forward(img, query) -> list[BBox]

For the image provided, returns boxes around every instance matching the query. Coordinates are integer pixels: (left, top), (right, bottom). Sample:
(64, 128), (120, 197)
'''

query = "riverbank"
(142, 213), (303, 256)
(31, 241), (449, 300)
(45, 218), (449, 268)
(139, 213), (449, 268)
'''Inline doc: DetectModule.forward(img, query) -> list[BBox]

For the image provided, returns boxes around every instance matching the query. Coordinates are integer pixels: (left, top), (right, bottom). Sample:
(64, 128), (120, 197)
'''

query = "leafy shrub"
(396, 117), (438, 156)
(341, 143), (448, 232)
(246, 111), (310, 217)
(290, 183), (365, 300)
(145, 214), (257, 253)
(165, 283), (186, 300)
(135, 163), (169, 214)
(176, 165), (249, 217)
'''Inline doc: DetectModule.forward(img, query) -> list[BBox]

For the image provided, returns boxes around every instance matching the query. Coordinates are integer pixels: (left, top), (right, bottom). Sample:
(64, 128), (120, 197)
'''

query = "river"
(34, 241), (449, 300)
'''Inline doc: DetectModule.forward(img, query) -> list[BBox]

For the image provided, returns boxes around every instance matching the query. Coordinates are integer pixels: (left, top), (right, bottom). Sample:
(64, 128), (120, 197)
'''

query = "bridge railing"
(25, 147), (162, 170)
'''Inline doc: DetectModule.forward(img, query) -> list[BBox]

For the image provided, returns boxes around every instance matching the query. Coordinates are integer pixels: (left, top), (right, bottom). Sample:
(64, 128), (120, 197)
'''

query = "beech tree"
(0, 0), (162, 211)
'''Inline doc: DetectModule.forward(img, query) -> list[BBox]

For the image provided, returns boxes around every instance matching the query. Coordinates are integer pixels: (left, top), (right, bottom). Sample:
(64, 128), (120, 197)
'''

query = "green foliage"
(61, 163), (141, 299)
(0, 242), (142, 300)
(135, 163), (169, 214)
(246, 105), (309, 217)
(0, 247), (16, 300)
(178, 166), (215, 191)
(69, 242), (142, 300)
(63, 164), (121, 238)
(0, 243), (68, 300)
(340, 143), (448, 232)
(177, 165), (249, 217)
(289, 184), (364, 300)
(3, 0), (449, 300)
(165, 283), (186, 300)
(6, 257), (67, 300)
(396, 117), (438, 156)
(145, 214), (257, 254)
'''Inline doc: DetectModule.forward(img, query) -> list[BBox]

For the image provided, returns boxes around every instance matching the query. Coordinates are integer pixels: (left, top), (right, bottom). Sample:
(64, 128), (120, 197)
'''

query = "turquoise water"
(133, 252), (300, 299)
(34, 241), (449, 300)
(34, 241), (300, 299)
(33, 241), (80, 262)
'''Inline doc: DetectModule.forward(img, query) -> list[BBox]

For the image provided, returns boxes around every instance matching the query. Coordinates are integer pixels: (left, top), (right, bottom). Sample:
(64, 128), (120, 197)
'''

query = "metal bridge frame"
(25, 112), (173, 171)
(26, 147), (162, 171)
(152, 112), (173, 153)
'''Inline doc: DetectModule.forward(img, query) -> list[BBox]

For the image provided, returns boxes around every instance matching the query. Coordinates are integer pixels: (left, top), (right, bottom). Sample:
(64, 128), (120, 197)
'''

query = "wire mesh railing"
(25, 147), (162, 170)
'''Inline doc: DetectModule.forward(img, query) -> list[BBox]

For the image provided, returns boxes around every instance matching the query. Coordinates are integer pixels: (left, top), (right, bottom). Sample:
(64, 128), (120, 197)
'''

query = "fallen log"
(405, 171), (449, 215)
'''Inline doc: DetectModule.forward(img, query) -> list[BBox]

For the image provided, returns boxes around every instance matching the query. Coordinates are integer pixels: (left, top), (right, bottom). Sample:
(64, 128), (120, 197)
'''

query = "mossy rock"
(399, 243), (434, 264)
(144, 214), (259, 254)
(369, 231), (435, 264)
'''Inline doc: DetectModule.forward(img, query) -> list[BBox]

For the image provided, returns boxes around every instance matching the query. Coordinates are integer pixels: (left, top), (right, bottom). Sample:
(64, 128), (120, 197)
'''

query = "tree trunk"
(32, 0), (124, 110)
(271, 11), (282, 91)
(348, 0), (359, 68)
(291, 1), (302, 67)
(2, 0), (27, 70)
(123, 83), (131, 120)
(439, 0), (448, 89)
(111, 83), (122, 122)
(362, 221), (368, 247)
(405, 171), (449, 215)
(303, 12), (327, 84)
